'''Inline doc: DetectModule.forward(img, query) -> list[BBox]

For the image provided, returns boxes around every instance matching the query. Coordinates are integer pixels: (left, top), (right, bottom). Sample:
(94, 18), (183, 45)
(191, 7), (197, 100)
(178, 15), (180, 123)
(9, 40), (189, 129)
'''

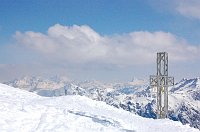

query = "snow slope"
(4, 76), (200, 130)
(0, 83), (198, 132)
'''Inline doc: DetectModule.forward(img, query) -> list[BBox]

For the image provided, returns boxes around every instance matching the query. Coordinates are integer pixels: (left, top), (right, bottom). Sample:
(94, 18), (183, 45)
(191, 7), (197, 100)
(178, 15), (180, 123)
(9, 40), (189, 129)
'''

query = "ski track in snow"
(0, 83), (199, 132)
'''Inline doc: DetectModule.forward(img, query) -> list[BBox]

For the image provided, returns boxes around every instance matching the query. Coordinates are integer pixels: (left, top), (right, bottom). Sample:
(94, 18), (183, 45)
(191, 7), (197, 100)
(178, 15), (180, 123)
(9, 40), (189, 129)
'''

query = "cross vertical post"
(150, 52), (174, 119)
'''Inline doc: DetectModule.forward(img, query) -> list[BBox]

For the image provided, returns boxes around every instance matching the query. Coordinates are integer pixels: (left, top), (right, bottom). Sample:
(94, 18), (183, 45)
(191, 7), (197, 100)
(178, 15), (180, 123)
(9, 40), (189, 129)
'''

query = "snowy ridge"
(4, 76), (200, 130)
(0, 83), (198, 132)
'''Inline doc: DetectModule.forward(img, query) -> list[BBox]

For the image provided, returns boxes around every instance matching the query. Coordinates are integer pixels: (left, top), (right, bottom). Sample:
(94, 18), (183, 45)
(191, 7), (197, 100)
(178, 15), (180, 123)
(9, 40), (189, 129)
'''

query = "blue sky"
(0, 0), (158, 38)
(1, 0), (200, 43)
(0, 0), (200, 82)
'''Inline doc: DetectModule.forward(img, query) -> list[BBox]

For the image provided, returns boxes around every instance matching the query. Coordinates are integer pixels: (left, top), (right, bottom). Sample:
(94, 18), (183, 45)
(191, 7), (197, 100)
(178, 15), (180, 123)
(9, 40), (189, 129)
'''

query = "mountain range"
(4, 76), (200, 130)
(0, 83), (199, 132)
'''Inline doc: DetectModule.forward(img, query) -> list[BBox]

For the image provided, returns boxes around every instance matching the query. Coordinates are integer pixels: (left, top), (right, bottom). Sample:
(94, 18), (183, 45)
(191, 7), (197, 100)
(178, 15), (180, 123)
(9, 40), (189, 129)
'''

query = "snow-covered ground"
(0, 83), (198, 132)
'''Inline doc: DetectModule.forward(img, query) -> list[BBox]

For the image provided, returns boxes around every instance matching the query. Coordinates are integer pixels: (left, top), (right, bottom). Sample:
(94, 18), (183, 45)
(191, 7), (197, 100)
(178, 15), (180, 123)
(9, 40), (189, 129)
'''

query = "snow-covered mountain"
(4, 76), (200, 130)
(5, 76), (70, 91)
(0, 83), (198, 132)
(168, 78), (200, 129)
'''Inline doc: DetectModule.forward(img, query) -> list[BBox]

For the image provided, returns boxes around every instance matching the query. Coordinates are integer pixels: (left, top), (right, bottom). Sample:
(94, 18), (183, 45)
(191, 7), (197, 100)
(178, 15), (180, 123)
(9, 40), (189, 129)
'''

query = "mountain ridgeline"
(4, 76), (200, 130)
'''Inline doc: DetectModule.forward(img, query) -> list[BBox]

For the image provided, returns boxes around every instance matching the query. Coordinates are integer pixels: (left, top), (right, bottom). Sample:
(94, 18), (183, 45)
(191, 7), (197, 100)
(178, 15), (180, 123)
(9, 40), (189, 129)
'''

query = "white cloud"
(14, 24), (200, 67)
(176, 0), (200, 19)
(15, 24), (107, 63)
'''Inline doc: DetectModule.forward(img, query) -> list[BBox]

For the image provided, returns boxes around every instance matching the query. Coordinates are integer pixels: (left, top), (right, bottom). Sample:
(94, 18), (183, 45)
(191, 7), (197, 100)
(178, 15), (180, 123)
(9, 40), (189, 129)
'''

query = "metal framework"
(150, 52), (174, 119)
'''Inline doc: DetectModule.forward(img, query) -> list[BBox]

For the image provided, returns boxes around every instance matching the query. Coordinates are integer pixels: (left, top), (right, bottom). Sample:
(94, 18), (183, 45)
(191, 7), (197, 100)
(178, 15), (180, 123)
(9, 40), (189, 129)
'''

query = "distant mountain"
(4, 76), (200, 130)
(4, 76), (70, 91)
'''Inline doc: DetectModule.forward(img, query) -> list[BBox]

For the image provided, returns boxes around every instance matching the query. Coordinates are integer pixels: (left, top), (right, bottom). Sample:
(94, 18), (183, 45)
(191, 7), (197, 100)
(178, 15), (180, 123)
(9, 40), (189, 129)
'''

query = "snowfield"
(0, 83), (198, 132)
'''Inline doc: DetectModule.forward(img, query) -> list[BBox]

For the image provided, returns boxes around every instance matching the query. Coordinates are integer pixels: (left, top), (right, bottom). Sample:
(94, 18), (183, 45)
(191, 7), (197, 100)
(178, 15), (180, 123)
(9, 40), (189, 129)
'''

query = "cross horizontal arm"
(150, 75), (174, 87)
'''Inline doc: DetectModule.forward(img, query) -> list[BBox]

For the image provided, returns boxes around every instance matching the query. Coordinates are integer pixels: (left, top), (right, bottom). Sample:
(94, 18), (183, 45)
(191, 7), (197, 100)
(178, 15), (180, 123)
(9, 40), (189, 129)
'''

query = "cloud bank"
(15, 24), (199, 67)
(0, 24), (199, 82)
